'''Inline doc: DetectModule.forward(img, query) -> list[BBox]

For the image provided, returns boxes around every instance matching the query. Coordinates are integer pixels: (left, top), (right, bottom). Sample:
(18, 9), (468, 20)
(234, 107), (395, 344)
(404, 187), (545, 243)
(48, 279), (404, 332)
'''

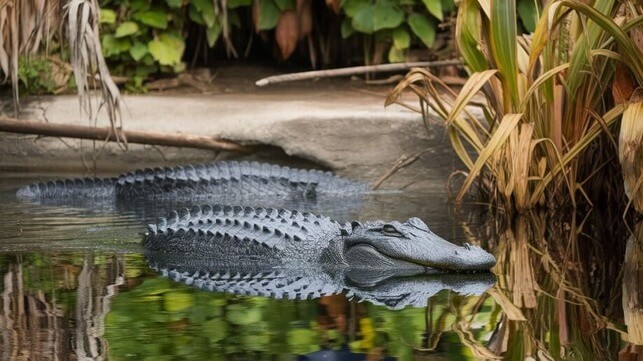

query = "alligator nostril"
(464, 243), (471, 250)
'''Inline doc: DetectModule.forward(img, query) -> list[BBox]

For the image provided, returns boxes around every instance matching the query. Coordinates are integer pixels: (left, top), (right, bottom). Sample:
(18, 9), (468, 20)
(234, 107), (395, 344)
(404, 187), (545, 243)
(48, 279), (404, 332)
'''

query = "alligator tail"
(16, 177), (118, 199)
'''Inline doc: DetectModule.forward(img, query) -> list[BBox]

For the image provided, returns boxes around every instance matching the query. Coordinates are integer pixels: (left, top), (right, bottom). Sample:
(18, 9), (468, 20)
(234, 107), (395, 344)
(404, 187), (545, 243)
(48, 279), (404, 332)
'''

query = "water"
(0, 174), (638, 360)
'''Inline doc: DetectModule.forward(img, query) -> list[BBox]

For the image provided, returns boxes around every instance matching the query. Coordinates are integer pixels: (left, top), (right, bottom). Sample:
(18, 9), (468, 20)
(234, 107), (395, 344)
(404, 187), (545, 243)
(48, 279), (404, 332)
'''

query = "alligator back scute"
(144, 204), (343, 261)
(114, 161), (315, 200)
(16, 177), (118, 199)
(17, 161), (368, 204)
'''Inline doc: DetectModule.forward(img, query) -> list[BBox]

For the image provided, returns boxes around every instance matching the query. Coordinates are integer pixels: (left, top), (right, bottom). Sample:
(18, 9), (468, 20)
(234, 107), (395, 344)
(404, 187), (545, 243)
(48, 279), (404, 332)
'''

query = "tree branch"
(0, 117), (251, 152)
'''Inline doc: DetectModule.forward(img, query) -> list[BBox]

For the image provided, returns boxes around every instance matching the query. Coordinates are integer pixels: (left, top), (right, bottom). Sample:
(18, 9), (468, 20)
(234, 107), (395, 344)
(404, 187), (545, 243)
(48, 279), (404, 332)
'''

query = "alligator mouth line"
(345, 243), (451, 272)
(345, 243), (489, 273)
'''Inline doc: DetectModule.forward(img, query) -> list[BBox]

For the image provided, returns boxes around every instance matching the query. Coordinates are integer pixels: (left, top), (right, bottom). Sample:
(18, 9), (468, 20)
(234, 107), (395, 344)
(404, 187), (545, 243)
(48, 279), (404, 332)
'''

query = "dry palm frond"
(0, 0), (122, 134)
(65, 0), (122, 134)
(619, 100), (643, 213)
(623, 221), (643, 345)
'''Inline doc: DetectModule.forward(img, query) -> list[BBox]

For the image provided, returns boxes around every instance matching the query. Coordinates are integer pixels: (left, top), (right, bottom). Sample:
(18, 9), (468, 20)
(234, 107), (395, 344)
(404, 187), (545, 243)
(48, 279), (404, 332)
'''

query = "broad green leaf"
(373, 2), (404, 31)
(274, 0), (296, 11)
(129, 41), (148, 61)
(256, 0), (281, 30)
(114, 21), (139, 38)
(165, 0), (182, 7)
(206, 22), (222, 47)
(130, 0), (151, 12)
(188, 5), (206, 25)
(407, 13), (435, 48)
(352, 5), (375, 34)
(342, 0), (370, 17)
(341, 18), (356, 38)
(228, 0), (253, 8)
(392, 27), (410, 49)
(422, 0), (443, 20)
(101, 34), (132, 57)
(148, 32), (185, 66)
(517, 0), (538, 32)
(134, 10), (168, 29)
(191, 0), (216, 27)
(99, 9), (117, 24)
(102, 35), (119, 57)
(388, 45), (406, 62)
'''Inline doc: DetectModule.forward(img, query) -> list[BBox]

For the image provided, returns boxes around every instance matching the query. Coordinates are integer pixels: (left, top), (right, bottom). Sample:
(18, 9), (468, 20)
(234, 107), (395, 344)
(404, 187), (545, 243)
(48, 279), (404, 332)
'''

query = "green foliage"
(99, 0), (183, 91)
(99, 0), (231, 91)
(341, 0), (453, 63)
(256, 0), (282, 30)
(17, 56), (72, 95)
(18, 56), (57, 94)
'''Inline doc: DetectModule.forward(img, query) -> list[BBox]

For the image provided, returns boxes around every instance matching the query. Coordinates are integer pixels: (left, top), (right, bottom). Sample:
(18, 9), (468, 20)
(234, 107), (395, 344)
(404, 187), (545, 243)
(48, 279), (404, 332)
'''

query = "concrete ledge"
(1, 87), (458, 190)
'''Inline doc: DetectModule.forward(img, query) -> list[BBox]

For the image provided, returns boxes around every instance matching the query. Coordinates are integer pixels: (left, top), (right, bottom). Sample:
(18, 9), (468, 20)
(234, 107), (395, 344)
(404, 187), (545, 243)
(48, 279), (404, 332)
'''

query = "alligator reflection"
(146, 252), (496, 310)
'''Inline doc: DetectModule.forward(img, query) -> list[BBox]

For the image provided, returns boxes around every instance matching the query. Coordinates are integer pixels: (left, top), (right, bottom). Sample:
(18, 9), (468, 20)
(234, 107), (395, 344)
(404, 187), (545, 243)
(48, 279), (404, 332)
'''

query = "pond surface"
(0, 173), (639, 360)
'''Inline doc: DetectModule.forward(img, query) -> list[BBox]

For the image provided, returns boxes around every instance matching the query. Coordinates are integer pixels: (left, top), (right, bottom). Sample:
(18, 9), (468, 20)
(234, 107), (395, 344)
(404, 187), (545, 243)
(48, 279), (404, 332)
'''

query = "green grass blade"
(560, 0), (643, 84)
(456, 0), (488, 73)
(489, 0), (519, 111)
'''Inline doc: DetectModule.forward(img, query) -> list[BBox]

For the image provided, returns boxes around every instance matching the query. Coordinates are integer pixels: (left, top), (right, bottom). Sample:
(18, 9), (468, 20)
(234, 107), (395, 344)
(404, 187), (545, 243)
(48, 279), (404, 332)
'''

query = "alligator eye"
(382, 224), (403, 237)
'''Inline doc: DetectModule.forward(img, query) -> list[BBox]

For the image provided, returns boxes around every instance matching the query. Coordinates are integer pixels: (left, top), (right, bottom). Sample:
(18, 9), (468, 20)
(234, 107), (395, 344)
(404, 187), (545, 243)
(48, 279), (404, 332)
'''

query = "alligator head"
(342, 217), (496, 272)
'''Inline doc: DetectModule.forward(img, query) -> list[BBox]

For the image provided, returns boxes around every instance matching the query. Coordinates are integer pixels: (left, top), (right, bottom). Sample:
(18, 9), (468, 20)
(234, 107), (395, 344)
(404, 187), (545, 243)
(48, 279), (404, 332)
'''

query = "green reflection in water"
(100, 253), (491, 360)
(103, 253), (491, 360)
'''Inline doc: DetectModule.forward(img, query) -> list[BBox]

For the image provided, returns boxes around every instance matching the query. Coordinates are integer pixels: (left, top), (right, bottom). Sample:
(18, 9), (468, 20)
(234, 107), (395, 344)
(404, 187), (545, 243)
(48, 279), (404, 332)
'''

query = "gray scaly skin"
(16, 161), (368, 202)
(143, 204), (496, 272)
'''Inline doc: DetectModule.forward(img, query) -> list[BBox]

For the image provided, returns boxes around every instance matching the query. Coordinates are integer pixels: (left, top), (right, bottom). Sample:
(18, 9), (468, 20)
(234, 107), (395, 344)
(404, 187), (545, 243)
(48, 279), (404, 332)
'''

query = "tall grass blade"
(456, 0), (488, 73)
(490, 0), (519, 111)
(457, 113), (523, 202)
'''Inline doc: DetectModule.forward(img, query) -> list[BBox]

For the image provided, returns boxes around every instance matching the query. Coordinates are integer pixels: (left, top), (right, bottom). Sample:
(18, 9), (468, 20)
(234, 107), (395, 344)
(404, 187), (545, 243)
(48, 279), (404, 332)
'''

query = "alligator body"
(16, 160), (369, 219)
(146, 252), (496, 309)
(16, 161), (368, 202)
(143, 205), (496, 273)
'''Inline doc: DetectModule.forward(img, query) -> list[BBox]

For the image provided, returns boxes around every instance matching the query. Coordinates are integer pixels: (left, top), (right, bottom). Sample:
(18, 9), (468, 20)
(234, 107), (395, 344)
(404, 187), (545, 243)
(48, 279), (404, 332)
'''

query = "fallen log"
(0, 117), (251, 152)
(255, 59), (462, 87)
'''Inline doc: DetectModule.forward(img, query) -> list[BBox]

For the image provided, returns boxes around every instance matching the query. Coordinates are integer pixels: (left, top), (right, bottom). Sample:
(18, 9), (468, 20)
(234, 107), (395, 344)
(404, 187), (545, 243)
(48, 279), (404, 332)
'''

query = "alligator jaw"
(343, 218), (496, 272)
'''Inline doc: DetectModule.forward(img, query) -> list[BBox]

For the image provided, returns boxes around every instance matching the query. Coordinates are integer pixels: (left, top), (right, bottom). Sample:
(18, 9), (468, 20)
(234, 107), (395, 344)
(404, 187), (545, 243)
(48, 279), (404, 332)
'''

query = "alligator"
(16, 160), (369, 202)
(146, 252), (497, 310)
(143, 205), (496, 273)
(15, 160), (370, 219)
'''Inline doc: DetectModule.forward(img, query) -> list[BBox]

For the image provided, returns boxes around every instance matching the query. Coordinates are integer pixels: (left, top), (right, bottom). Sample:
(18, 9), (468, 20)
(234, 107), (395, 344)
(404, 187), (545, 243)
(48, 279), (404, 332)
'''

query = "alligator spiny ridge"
(16, 161), (369, 201)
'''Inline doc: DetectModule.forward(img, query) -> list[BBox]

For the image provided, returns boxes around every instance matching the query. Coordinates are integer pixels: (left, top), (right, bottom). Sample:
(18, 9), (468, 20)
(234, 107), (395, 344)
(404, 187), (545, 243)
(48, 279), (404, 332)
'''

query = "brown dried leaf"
(275, 11), (299, 60)
(252, 0), (260, 33)
(326, 0), (340, 15)
(613, 62), (636, 104)
(297, 0), (312, 39)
